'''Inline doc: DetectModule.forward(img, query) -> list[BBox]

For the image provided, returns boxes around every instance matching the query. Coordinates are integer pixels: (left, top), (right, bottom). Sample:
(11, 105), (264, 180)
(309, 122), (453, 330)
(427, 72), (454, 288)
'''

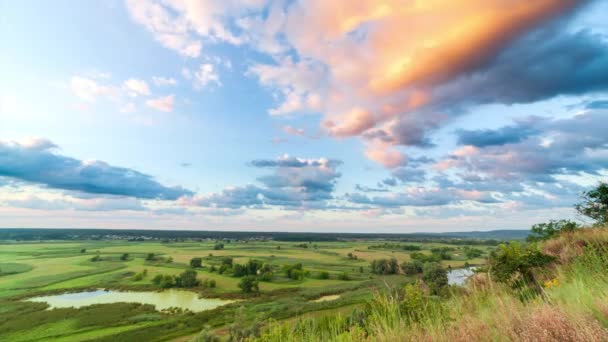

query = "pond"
(312, 294), (340, 302)
(447, 267), (476, 286)
(27, 289), (234, 312)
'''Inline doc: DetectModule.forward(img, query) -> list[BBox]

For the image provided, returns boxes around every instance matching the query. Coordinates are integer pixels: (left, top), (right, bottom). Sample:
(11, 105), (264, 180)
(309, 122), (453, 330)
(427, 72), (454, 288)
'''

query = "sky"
(1, 0), (607, 233)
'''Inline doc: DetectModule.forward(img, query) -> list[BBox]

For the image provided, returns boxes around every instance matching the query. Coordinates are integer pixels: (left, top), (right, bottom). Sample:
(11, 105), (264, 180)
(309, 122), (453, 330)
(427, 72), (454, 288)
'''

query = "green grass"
(0, 238), (497, 341)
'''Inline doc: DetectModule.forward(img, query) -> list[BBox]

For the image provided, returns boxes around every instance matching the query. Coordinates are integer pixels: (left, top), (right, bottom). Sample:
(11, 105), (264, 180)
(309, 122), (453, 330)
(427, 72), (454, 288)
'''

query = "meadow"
(0, 234), (494, 341)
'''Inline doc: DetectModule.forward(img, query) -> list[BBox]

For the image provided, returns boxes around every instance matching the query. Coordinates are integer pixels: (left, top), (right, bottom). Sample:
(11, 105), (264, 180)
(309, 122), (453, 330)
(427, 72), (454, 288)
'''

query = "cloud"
(456, 119), (542, 147)
(392, 168), (426, 183)
(282, 125), (305, 136)
(346, 187), (498, 208)
(152, 76), (177, 86)
(441, 110), (608, 182)
(193, 63), (220, 88)
(146, 95), (174, 112)
(70, 76), (117, 102)
(123, 78), (151, 96)
(186, 156), (342, 209)
(125, 0), (202, 57)
(0, 138), (192, 200)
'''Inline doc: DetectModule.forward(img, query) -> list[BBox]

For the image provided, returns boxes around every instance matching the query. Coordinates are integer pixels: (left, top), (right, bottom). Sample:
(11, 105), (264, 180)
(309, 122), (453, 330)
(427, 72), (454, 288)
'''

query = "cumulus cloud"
(146, 94), (174, 112)
(152, 76), (177, 86)
(70, 76), (118, 102)
(193, 63), (220, 88)
(123, 78), (151, 96)
(185, 156), (342, 209)
(0, 138), (192, 200)
(444, 111), (608, 181)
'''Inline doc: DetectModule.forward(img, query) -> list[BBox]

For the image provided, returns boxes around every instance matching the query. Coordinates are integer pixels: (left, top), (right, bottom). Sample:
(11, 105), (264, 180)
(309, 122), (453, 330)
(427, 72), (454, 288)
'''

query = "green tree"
(214, 242), (225, 250)
(487, 241), (554, 291)
(120, 253), (129, 261)
(238, 275), (259, 293)
(177, 269), (199, 287)
(576, 182), (608, 225)
(422, 262), (448, 295)
(401, 260), (423, 275)
(146, 253), (155, 261)
(190, 257), (203, 268)
(527, 219), (579, 242)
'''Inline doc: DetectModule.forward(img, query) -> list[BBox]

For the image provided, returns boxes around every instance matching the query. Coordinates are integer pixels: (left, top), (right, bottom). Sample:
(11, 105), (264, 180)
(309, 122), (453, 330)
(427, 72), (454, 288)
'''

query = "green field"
(0, 237), (494, 341)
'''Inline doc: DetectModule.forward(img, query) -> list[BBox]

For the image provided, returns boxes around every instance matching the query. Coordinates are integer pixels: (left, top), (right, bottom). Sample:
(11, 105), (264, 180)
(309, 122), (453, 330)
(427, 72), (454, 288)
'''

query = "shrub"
(177, 269), (199, 288)
(338, 272), (350, 280)
(238, 275), (259, 293)
(487, 241), (554, 294)
(422, 262), (448, 295)
(120, 253), (129, 261)
(190, 257), (203, 268)
(370, 258), (399, 275)
(318, 271), (330, 279)
(146, 253), (155, 261)
(401, 260), (423, 275)
(214, 243), (225, 250)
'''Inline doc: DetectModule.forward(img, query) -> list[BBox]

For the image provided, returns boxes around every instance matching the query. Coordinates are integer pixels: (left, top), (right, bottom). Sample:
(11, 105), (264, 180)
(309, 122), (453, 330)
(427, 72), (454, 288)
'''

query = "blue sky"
(1, 0), (607, 232)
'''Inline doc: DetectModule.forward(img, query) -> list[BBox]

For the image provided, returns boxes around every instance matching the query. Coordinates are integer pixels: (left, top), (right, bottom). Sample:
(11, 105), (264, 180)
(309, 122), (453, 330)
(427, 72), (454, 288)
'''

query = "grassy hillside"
(252, 227), (608, 341)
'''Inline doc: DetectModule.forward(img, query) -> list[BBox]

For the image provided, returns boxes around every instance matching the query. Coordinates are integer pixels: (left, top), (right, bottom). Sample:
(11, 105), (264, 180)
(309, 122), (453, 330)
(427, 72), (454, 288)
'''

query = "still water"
(447, 267), (476, 286)
(27, 289), (234, 312)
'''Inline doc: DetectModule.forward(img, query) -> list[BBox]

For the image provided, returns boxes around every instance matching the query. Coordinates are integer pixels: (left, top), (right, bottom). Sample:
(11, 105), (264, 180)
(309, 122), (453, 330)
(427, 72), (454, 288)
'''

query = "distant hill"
(0, 228), (529, 242)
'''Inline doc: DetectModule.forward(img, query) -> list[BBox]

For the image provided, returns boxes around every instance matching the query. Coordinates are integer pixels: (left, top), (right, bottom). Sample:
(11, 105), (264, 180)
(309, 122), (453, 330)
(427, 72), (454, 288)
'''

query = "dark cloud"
(456, 122), (541, 147)
(355, 184), (389, 193)
(190, 156), (342, 209)
(346, 188), (499, 208)
(392, 168), (426, 183)
(442, 111), (608, 182)
(436, 26), (608, 108)
(380, 178), (397, 187)
(0, 139), (192, 200)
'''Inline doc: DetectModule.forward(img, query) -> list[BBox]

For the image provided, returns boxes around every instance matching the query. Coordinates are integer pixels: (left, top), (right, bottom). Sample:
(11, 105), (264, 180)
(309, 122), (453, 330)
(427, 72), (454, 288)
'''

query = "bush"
(317, 271), (330, 279)
(191, 325), (220, 342)
(120, 253), (129, 261)
(422, 262), (448, 295)
(488, 241), (554, 293)
(370, 258), (399, 275)
(338, 272), (350, 280)
(401, 260), (423, 275)
(214, 243), (225, 250)
(238, 275), (259, 293)
(91, 255), (101, 262)
(176, 269), (199, 288)
(190, 257), (203, 268)
(146, 253), (155, 261)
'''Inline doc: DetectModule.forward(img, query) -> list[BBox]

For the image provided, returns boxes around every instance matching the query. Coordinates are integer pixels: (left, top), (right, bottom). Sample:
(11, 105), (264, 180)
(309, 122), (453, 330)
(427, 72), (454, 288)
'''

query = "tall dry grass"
(254, 228), (608, 342)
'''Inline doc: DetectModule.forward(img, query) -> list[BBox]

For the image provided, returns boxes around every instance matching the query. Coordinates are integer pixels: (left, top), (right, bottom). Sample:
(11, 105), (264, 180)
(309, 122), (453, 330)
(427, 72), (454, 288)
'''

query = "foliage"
(338, 272), (350, 281)
(145, 253), (155, 261)
(527, 219), (580, 242)
(463, 246), (484, 259)
(229, 306), (262, 342)
(575, 182), (608, 225)
(190, 257), (203, 268)
(421, 262), (448, 295)
(488, 241), (554, 294)
(370, 258), (399, 275)
(90, 255), (102, 262)
(400, 260), (423, 275)
(214, 243), (225, 250)
(190, 325), (220, 342)
(120, 253), (129, 261)
(176, 269), (199, 288)
(238, 275), (260, 293)
(283, 263), (306, 280)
